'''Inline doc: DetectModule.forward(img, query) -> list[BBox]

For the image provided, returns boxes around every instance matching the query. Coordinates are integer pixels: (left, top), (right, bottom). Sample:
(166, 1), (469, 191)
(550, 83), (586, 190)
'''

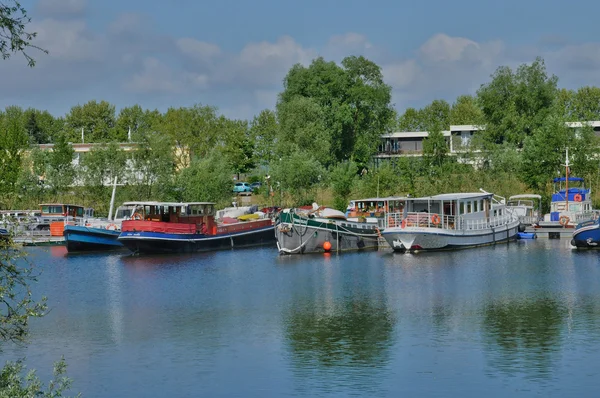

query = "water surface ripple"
(4, 239), (600, 397)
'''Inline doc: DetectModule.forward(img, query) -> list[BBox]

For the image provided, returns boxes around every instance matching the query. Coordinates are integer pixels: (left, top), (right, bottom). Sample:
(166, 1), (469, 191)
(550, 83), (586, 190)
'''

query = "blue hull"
(572, 219), (600, 248)
(64, 225), (124, 252)
(118, 225), (276, 254)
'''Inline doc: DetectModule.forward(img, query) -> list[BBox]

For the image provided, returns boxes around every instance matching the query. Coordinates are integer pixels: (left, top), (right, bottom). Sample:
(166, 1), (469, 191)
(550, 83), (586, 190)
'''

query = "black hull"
(120, 227), (276, 254)
(65, 240), (126, 253)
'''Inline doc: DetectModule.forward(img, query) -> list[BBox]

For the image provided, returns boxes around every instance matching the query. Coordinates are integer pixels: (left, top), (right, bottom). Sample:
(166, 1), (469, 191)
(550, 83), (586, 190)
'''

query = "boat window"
(466, 202), (471, 213)
(76, 207), (84, 217)
(42, 205), (63, 214)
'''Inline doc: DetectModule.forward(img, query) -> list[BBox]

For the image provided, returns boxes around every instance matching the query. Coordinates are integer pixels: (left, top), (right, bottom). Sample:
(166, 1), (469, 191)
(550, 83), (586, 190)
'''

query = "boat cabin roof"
(122, 201), (216, 207)
(417, 192), (493, 201)
(509, 194), (542, 200)
(553, 177), (584, 182)
(352, 196), (407, 202)
(39, 203), (84, 208)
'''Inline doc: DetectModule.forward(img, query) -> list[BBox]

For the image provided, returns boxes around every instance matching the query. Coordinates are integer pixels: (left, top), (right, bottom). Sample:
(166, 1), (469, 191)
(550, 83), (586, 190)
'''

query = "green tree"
(23, 108), (61, 144)
(330, 160), (358, 211)
(160, 105), (223, 169)
(477, 57), (558, 147)
(276, 96), (332, 166)
(176, 150), (233, 207)
(422, 127), (448, 169)
(249, 109), (278, 168)
(355, 161), (402, 198)
(271, 152), (325, 206)
(0, 0), (47, 66)
(129, 131), (175, 200)
(114, 105), (161, 141)
(221, 119), (254, 179)
(520, 115), (569, 190)
(421, 99), (451, 132)
(570, 86), (600, 121)
(397, 108), (425, 131)
(0, 106), (29, 196)
(44, 132), (75, 194)
(449, 95), (483, 125)
(81, 142), (129, 205)
(65, 100), (117, 142)
(278, 56), (394, 166)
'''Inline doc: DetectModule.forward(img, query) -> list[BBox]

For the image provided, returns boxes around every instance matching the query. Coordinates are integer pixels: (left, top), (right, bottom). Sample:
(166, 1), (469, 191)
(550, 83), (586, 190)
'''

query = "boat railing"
(387, 212), (456, 230)
(387, 212), (517, 231)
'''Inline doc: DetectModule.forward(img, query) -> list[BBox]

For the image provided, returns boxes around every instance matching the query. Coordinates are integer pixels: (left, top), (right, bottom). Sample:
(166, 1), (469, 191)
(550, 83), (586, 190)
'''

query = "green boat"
(275, 206), (380, 254)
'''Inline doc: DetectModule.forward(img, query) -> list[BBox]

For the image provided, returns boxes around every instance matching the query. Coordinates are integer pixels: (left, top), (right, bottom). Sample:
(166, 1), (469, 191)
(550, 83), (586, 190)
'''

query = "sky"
(2, 0), (600, 120)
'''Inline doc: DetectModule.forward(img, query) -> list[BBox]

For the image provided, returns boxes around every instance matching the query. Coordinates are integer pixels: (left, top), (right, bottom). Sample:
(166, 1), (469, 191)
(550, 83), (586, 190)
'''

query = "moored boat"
(118, 202), (275, 254)
(506, 194), (542, 226)
(275, 203), (384, 254)
(381, 192), (520, 252)
(63, 202), (143, 252)
(571, 217), (600, 248)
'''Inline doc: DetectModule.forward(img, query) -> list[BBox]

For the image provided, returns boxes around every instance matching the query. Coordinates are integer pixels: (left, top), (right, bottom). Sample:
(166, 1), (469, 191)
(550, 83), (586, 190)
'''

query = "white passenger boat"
(381, 192), (520, 252)
(506, 194), (542, 226)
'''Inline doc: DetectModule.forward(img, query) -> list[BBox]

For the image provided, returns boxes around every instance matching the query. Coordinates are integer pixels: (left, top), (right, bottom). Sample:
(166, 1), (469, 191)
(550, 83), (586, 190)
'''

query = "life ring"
(132, 212), (143, 220)
(431, 214), (441, 225)
(574, 193), (582, 202)
(559, 215), (570, 227)
(106, 223), (118, 231)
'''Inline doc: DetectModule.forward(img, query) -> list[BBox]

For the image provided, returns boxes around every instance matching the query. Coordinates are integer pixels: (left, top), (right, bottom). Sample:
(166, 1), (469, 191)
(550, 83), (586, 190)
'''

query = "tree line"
(1, 57), (600, 213)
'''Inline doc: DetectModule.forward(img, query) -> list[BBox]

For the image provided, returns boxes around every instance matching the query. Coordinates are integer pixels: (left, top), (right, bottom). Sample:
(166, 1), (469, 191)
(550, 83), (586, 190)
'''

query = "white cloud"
(125, 58), (182, 94)
(176, 38), (222, 61)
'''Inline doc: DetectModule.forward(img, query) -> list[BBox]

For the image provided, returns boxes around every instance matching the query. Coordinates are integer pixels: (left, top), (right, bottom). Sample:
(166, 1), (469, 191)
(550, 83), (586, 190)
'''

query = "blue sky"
(2, 0), (600, 120)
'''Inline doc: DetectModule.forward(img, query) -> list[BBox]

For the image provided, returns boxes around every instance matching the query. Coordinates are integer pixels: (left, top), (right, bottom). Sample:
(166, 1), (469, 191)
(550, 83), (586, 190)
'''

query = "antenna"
(81, 127), (84, 143)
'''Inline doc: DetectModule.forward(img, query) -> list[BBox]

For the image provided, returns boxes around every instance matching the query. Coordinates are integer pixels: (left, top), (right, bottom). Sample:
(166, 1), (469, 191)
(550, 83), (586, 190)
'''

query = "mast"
(565, 147), (570, 212)
(108, 176), (118, 221)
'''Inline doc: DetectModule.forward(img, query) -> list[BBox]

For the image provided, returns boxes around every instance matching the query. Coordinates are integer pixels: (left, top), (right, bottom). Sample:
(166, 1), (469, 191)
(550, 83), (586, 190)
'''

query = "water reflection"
(482, 297), (566, 380)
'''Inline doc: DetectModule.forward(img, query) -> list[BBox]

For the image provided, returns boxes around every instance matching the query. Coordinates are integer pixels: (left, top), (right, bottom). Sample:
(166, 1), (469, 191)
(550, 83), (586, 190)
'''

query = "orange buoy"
(574, 193), (582, 202)
(323, 241), (332, 251)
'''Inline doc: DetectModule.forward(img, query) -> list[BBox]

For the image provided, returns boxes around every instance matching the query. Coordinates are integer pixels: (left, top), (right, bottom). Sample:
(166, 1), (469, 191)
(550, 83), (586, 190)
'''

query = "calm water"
(4, 239), (600, 397)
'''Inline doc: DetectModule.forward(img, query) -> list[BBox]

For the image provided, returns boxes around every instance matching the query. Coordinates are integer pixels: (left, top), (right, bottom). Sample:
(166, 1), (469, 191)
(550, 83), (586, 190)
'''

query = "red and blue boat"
(118, 202), (275, 254)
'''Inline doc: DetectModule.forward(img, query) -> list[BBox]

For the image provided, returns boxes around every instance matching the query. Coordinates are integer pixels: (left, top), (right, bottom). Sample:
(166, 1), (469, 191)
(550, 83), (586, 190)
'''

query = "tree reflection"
(483, 297), (566, 379)
(285, 298), (395, 368)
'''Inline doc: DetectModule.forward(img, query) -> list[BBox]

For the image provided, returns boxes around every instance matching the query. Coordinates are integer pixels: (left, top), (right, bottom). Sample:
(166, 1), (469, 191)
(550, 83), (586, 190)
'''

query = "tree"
(271, 152), (325, 206)
(249, 109), (278, 168)
(129, 131), (175, 200)
(0, 106), (29, 196)
(520, 115), (569, 190)
(23, 108), (61, 144)
(0, 0), (46, 66)
(449, 95), (483, 125)
(422, 127), (448, 169)
(278, 56), (394, 166)
(421, 99), (450, 132)
(330, 160), (358, 211)
(276, 96), (332, 167)
(397, 108), (425, 131)
(44, 132), (75, 194)
(81, 142), (129, 204)
(477, 57), (558, 147)
(160, 105), (222, 169)
(114, 105), (161, 142)
(221, 118), (254, 179)
(65, 100), (117, 142)
(175, 150), (233, 207)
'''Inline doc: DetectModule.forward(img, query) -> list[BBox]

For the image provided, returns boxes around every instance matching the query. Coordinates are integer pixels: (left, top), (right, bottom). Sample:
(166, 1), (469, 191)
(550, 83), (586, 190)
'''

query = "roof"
(509, 194), (542, 200)
(553, 177), (584, 182)
(350, 196), (408, 202)
(122, 201), (216, 206)
(39, 203), (84, 207)
(412, 192), (493, 201)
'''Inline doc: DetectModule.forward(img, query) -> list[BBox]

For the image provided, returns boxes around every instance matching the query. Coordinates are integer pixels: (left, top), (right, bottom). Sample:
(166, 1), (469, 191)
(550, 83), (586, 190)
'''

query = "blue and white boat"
(571, 218), (600, 248)
(381, 192), (520, 252)
(64, 202), (141, 253)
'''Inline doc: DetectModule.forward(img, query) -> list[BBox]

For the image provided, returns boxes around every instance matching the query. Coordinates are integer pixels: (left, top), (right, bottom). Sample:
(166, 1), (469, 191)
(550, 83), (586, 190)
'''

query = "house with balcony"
(376, 122), (600, 161)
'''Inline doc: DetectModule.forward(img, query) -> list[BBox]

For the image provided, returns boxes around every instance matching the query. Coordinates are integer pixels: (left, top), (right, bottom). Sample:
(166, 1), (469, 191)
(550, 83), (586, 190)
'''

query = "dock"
(524, 226), (573, 239)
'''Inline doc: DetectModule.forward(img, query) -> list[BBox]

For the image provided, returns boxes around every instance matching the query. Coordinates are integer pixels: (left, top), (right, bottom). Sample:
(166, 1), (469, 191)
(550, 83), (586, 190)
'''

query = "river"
(4, 239), (600, 397)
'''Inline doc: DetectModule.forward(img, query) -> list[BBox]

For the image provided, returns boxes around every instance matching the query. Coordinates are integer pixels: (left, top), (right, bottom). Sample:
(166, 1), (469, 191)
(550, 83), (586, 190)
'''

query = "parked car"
(233, 182), (253, 193)
(250, 182), (262, 190)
